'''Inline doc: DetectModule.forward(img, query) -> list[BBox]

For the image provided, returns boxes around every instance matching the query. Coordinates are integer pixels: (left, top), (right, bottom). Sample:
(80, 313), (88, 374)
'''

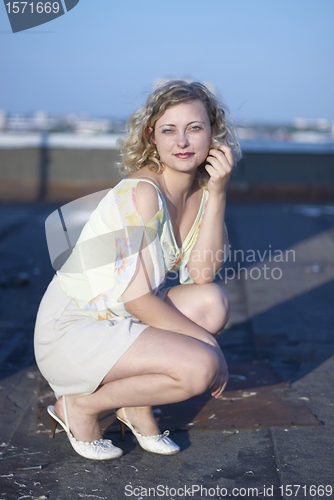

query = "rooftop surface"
(0, 199), (333, 500)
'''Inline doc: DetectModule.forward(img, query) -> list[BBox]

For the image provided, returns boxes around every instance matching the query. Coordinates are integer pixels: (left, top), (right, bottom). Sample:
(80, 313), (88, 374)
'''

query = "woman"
(34, 80), (241, 460)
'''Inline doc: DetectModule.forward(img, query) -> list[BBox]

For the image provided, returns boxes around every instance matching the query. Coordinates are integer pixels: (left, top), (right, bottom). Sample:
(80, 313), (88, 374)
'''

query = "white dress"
(34, 179), (209, 398)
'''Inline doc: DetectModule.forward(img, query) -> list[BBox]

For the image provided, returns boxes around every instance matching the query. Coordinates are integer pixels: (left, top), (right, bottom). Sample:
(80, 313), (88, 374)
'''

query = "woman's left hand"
(210, 346), (229, 399)
(205, 145), (234, 196)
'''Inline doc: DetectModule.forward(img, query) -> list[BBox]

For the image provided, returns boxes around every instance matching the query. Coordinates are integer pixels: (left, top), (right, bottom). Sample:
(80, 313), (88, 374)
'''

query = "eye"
(161, 128), (175, 134)
(189, 125), (203, 131)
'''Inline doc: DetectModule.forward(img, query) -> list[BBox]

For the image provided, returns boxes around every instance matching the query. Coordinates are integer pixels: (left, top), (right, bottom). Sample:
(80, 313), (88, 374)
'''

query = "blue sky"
(1, 0), (333, 123)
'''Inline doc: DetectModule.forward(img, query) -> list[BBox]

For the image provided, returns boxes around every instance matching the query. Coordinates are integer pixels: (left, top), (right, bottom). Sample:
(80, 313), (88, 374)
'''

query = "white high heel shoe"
(116, 407), (180, 455)
(48, 396), (123, 460)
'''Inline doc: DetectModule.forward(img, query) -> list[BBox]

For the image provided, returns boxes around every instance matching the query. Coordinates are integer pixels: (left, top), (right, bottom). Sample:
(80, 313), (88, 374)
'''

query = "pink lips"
(174, 152), (194, 159)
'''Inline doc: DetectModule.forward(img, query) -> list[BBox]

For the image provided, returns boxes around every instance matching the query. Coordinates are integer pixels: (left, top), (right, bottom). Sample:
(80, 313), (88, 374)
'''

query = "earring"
(149, 147), (164, 173)
(152, 148), (160, 160)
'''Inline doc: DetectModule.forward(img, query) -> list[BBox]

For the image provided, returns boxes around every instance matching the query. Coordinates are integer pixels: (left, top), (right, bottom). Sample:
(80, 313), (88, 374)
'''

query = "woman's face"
(152, 99), (212, 175)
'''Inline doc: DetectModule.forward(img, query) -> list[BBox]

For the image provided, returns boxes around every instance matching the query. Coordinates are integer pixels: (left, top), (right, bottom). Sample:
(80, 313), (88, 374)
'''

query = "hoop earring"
(152, 148), (160, 161)
(148, 147), (164, 174)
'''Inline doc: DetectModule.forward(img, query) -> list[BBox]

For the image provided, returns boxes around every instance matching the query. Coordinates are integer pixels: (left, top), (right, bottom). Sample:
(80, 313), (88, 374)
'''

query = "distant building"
(0, 109), (6, 131)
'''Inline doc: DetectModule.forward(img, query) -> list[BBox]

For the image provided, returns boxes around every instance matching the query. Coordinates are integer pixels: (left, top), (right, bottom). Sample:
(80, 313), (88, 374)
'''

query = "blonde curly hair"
(119, 80), (241, 187)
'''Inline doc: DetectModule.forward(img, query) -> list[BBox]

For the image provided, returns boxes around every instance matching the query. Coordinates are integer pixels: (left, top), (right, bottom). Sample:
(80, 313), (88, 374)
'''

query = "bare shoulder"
(135, 180), (160, 224)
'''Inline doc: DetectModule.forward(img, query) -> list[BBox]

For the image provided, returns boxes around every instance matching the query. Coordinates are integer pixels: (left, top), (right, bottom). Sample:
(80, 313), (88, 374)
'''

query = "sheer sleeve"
(57, 180), (165, 317)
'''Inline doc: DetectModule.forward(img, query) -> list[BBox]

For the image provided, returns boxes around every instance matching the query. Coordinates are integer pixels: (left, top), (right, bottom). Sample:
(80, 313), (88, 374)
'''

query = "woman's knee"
(193, 283), (230, 334)
(181, 346), (219, 397)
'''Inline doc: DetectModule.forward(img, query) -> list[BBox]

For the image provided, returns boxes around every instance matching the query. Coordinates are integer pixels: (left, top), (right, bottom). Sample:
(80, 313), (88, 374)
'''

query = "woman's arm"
(122, 181), (229, 397)
(122, 230), (217, 346)
(124, 286), (217, 347)
(121, 181), (217, 346)
(187, 145), (234, 284)
(124, 284), (228, 398)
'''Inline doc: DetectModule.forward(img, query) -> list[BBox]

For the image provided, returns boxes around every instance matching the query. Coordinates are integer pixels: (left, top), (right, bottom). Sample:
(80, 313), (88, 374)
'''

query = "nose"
(176, 131), (189, 148)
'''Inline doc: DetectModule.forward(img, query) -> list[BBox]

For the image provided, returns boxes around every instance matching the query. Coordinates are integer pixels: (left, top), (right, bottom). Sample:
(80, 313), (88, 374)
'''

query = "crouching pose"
(34, 79), (241, 460)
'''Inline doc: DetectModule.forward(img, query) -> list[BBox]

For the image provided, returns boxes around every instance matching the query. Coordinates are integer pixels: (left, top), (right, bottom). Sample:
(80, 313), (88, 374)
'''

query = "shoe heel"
(50, 416), (58, 439)
(119, 420), (126, 441)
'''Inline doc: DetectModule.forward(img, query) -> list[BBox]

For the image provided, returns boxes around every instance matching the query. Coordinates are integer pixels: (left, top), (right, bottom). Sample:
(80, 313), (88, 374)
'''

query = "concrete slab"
(270, 354), (334, 489)
(0, 201), (334, 499)
(36, 361), (320, 438)
(1, 391), (282, 500)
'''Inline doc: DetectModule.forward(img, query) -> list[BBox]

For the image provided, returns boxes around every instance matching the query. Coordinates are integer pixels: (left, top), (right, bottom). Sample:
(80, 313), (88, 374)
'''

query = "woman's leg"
(54, 326), (224, 442)
(121, 282), (230, 435)
(164, 282), (230, 335)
